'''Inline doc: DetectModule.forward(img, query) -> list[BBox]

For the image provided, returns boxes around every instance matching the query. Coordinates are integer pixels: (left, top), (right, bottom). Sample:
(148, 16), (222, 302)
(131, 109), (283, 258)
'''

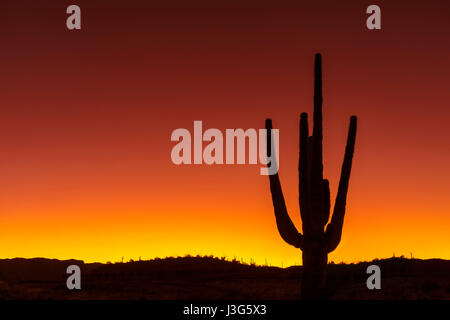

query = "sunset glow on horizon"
(1, 0), (449, 267)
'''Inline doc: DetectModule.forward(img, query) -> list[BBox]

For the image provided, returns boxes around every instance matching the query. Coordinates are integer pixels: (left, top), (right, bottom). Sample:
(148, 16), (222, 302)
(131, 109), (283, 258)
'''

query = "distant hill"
(0, 256), (449, 299)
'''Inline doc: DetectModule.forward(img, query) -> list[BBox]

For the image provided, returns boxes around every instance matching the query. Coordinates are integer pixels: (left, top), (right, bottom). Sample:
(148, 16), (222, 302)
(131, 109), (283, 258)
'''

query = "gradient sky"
(0, 0), (449, 266)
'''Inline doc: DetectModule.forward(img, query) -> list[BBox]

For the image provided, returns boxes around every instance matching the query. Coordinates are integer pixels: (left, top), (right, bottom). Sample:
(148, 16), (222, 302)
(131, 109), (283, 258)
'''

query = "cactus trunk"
(302, 249), (327, 299)
(265, 53), (357, 299)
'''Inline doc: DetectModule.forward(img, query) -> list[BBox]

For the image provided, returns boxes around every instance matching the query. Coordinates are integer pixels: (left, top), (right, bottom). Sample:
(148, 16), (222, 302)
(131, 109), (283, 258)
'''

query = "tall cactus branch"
(299, 113), (310, 231)
(266, 119), (304, 250)
(265, 53), (357, 299)
(325, 115), (357, 252)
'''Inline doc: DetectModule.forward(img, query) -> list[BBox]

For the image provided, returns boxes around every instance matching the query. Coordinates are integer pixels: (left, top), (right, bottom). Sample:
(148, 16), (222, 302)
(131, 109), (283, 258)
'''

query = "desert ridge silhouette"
(1, 256), (450, 299)
(265, 53), (357, 299)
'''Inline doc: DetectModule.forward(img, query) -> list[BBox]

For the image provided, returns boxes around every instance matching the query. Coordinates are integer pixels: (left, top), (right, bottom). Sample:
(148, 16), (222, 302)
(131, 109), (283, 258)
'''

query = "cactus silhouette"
(265, 53), (357, 299)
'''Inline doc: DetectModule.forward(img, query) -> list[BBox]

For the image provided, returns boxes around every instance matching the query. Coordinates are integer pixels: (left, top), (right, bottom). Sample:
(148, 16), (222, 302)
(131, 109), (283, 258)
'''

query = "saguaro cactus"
(265, 53), (357, 299)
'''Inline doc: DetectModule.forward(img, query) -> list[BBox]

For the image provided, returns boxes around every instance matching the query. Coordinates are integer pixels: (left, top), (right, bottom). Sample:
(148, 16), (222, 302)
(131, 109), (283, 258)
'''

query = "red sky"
(0, 0), (449, 266)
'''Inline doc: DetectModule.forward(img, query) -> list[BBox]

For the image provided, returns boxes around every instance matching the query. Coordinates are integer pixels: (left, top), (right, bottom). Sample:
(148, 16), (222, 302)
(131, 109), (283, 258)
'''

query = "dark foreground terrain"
(0, 256), (449, 299)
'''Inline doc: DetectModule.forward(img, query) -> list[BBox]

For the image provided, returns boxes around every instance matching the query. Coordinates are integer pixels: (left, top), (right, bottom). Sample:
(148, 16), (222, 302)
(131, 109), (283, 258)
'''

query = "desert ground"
(0, 256), (449, 299)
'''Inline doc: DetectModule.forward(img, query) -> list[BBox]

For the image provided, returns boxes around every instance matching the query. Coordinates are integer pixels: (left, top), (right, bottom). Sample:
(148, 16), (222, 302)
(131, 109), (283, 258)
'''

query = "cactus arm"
(308, 53), (326, 234)
(269, 172), (304, 249)
(299, 113), (310, 226)
(325, 116), (357, 252)
(266, 119), (304, 249)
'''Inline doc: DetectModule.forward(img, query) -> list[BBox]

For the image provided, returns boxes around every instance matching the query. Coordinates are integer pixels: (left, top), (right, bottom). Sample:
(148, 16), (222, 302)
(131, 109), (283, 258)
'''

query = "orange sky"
(0, 0), (449, 266)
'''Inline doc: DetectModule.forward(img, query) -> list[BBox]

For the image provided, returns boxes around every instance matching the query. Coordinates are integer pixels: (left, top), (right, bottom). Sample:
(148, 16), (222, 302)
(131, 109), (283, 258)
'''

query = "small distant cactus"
(265, 53), (357, 299)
